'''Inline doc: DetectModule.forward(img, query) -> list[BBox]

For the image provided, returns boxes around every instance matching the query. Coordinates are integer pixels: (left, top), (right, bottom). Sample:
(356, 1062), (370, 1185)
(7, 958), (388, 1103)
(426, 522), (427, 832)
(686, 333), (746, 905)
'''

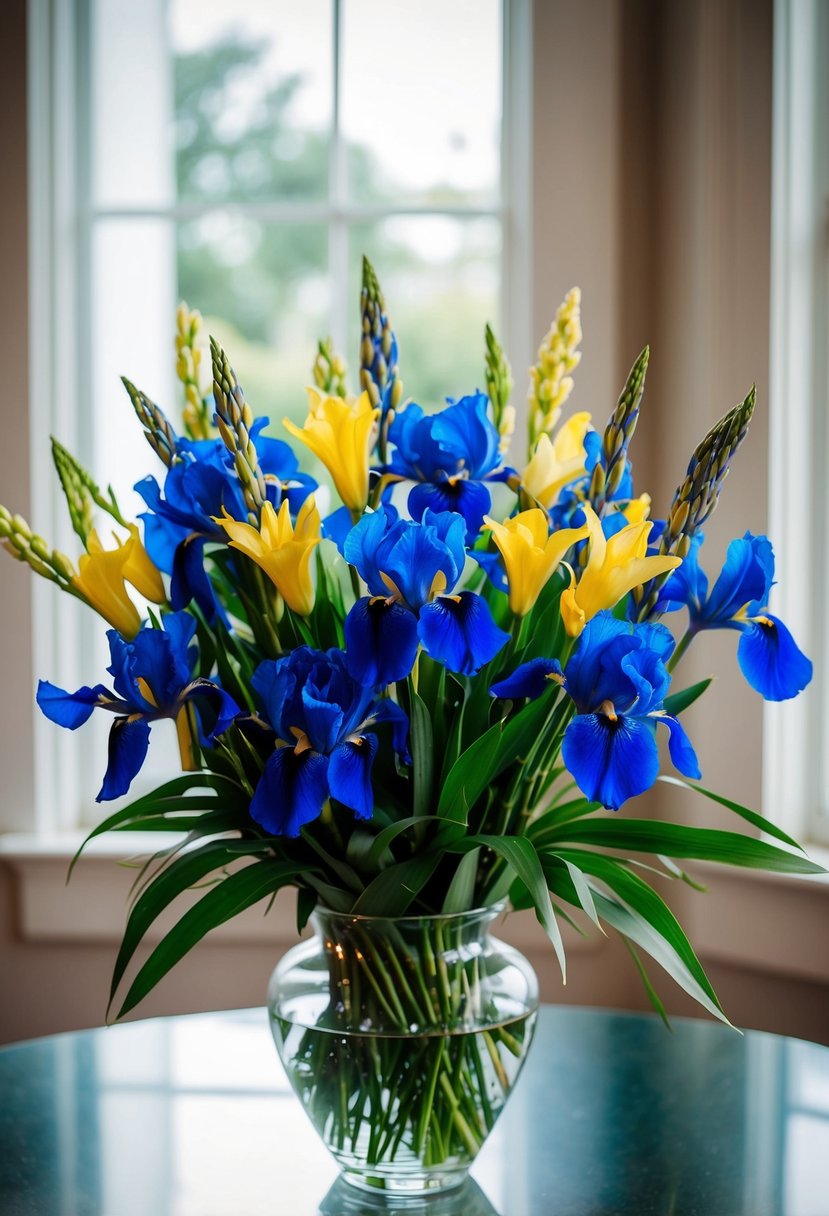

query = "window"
(27, 0), (531, 829)
(766, 0), (829, 845)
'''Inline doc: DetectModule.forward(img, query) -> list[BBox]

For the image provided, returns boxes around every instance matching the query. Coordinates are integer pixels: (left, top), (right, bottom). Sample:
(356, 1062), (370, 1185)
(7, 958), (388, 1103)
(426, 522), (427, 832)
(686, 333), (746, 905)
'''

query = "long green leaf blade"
(441, 848), (481, 914)
(591, 890), (732, 1027)
(662, 677), (713, 717)
(657, 775), (805, 850)
(474, 834), (566, 980)
(115, 859), (299, 1019)
(437, 689), (558, 823)
(351, 853), (442, 916)
(108, 840), (264, 1010)
(551, 849), (721, 1011)
(544, 818), (825, 875)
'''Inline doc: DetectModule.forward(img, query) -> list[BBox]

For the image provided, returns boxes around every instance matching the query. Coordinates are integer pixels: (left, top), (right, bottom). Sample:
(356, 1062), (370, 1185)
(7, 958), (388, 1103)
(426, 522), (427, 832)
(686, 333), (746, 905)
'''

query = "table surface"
(1, 1005), (828, 1216)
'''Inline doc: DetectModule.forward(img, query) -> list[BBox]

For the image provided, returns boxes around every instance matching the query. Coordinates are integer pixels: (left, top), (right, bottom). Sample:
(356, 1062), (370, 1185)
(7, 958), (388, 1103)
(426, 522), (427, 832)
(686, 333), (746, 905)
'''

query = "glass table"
(1, 1005), (827, 1215)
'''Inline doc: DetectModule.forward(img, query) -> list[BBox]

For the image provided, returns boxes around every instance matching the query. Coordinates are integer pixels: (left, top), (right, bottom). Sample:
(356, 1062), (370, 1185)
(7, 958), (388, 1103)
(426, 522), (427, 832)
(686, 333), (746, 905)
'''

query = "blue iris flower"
(658, 532), (812, 701)
(249, 647), (409, 837)
(36, 611), (240, 802)
(385, 393), (509, 535)
(547, 432), (635, 534)
(490, 612), (700, 811)
(136, 421), (317, 622)
(343, 508), (509, 684)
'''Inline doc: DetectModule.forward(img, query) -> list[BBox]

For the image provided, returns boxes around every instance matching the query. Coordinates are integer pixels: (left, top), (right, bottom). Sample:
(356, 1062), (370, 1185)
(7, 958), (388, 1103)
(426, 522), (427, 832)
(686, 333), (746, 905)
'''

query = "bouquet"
(2, 259), (820, 1036)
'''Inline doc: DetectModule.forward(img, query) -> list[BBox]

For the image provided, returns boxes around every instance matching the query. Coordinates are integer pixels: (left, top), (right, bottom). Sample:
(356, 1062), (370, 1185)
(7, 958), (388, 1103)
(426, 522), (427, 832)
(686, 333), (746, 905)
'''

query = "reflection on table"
(1, 1006), (828, 1215)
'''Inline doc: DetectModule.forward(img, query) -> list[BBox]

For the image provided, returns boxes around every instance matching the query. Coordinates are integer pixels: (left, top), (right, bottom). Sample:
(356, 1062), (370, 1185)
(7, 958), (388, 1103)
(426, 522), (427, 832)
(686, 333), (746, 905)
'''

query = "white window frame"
(23, 0), (532, 835)
(766, 0), (829, 846)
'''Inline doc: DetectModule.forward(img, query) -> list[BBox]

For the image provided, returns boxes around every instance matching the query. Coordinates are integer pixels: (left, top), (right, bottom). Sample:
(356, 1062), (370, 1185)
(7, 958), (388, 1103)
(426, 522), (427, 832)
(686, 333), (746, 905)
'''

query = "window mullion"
(329, 0), (349, 360)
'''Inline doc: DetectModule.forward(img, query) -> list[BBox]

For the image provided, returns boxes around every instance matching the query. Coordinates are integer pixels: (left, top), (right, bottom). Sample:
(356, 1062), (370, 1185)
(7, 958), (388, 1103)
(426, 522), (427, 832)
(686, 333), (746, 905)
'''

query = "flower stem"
(667, 626), (696, 673)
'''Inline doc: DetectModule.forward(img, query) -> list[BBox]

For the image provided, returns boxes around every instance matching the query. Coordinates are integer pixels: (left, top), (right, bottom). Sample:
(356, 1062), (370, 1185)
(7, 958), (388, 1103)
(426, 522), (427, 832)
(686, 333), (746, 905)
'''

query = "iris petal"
(36, 681), (111, 729)
(490, 659), (563, 700)
(367, 699), (411, 764)
(418, 591), (509, 676)
(171, 535), (228, 626)
(344, 597), (420, 686)
(301, 685), (345, 755)
(659, 714), (702, 779)
(703, 534), (774, 624)
(562, 712), (659, 811)
(408, 479), (492, 537)
(179, 678), (241, 741)
(97, 717), (152, 801)
(249, 746), (330, 837)
(737, 614), (813, 701)
(328, 734), (378, 819)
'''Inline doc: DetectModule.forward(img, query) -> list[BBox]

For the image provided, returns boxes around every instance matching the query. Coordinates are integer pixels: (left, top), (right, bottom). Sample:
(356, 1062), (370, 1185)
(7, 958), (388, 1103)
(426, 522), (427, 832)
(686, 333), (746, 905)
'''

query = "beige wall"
(2, 0), (828, 1048)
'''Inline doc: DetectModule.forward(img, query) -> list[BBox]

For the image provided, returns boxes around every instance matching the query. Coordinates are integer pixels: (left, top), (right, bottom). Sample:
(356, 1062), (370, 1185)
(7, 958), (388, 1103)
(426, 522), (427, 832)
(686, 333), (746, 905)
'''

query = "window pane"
(170, 0), (332, 205)
(349, 217), (501, 406)
(91, 0), (175, 208)
(91, 219), (177, 518)
(177, 213), (330, 429)
(341, 0), (502, 206)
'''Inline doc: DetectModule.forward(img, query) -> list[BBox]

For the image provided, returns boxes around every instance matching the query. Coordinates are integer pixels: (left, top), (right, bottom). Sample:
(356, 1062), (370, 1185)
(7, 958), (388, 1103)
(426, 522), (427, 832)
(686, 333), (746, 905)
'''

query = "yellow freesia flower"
(522, 413), (592, 508)
(560, 505), (681, 637)
(484, 508), (589, 617)
(72, 526), (165, 639)
(620, 494), (651, 526)
(215, 496), (321, 616)
(284, 389), (379, 513)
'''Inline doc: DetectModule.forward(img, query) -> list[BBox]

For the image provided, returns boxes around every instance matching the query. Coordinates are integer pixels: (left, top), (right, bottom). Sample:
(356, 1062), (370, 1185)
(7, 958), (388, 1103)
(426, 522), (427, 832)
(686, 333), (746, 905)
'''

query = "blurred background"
(1, 0), (828, 1051)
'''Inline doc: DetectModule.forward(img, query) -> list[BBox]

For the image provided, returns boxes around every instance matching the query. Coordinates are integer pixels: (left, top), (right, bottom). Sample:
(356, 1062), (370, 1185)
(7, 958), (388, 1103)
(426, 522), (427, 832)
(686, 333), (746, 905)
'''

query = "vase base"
(340, 1163), (470, 1198)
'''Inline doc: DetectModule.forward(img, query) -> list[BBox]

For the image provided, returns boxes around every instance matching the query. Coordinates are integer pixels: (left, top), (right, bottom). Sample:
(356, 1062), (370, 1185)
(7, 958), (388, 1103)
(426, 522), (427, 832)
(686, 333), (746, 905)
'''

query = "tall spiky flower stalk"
(51, 439), (128, 542)
(0, 505), (79, 590)
(176, 303), (212, 441)
(528, 287), (582, 449)
(588, 346), (649, 515)
(485, 323), (515, 455)
(633, 386), (757, 621)
(122, 378), (179, 469)
(210, 337), (267, 524)
(313, 337), (348, 397)
(360, 256), (402, 463)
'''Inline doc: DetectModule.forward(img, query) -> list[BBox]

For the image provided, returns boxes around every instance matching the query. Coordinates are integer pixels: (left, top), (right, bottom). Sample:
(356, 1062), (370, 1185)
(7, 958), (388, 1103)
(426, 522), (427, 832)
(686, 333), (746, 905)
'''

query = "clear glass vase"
(267, 905), (538, 1196)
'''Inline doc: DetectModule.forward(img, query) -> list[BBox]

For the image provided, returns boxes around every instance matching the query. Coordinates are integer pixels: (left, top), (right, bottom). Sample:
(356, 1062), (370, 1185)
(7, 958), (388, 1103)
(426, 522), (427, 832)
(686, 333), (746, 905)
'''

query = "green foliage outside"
(174, 37), (500, 423)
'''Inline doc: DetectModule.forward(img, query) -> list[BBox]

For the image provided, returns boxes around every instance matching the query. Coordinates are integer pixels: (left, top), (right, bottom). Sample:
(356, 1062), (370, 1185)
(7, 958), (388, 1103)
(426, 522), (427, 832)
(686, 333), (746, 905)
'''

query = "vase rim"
(311, 901), (507, 925)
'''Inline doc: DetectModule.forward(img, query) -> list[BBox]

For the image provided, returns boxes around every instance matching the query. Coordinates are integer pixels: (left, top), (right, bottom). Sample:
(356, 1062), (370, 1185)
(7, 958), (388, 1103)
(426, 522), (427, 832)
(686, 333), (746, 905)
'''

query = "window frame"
(23, 0), (532, 834)
(766, 0), (829, 846)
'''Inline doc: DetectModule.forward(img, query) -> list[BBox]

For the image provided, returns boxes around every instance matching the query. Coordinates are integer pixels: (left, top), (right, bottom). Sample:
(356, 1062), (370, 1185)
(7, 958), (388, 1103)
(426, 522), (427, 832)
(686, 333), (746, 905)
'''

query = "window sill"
(0, 832), (584, 958)
(684, 853), (829, 986)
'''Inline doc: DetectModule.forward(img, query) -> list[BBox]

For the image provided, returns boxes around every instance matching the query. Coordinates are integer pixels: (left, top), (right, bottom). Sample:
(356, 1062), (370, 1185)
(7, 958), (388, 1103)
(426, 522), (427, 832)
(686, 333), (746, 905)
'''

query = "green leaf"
(551, 849), (721, 1012)
(305, 875), (353, 912)
(301, 829), (363, 893)
(69, 775), (247, 876)
(114, 859), (299, 1019)
(296, 887), (317, 934)
(621, 938), (671, 1029)
(473, 834), (566, 980)
(544, 817), (825, 875)
(108, 840), (269, 1012)
(657, 775), (806, 851)
(351, 853), (443, 916)
(437, 687), (558, 824)
(560, 858), (603, 931)
(590, 889), (732, 1028)
(409, 688), (434, 818)
(527, 796), (601, 843)
(364, 815), (463, 870)
(441, 848), (481, 914)
(662, 677), (712, 716)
